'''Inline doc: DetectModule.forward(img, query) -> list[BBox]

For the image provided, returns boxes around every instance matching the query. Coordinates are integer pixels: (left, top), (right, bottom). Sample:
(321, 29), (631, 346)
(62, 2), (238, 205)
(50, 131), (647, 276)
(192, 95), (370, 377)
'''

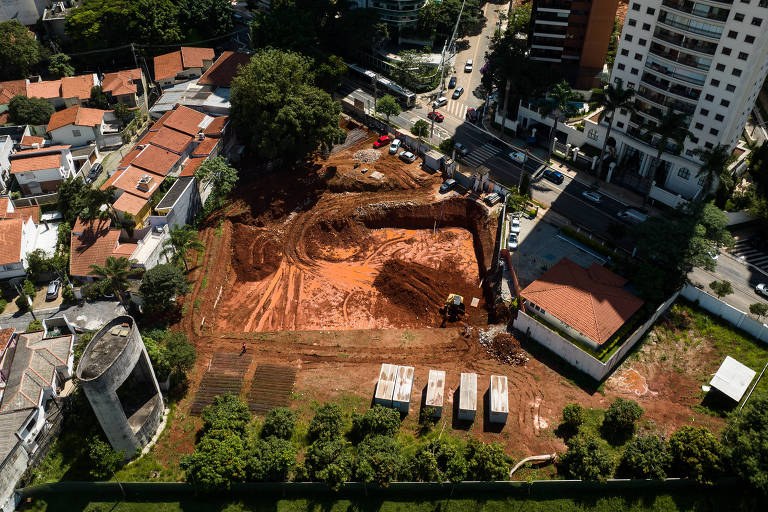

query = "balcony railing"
(660, 0), (730, 22)
(536, 0), (573, 10)
(657, 11), (724, 39)
(645, 60), (706, 86)
(636, 88), (697, 115)
(649, 43), (712, 71)
(641, 73), (702, 101)
(652, 28), (717, 55)
(534, 11), (570, 23)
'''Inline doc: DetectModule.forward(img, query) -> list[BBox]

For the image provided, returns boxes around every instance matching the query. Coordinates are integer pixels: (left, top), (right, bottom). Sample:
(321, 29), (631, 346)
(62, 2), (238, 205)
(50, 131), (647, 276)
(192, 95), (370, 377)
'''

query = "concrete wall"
(680, 284), (768, 343)
(48, 125), (99, 148)
(0, 440), (30, 512)
(0, 0), (47, 25)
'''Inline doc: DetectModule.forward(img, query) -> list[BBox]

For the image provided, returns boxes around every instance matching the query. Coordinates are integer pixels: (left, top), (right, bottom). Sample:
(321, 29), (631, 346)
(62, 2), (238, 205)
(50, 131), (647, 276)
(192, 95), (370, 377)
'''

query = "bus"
(347, 63), (416, 108)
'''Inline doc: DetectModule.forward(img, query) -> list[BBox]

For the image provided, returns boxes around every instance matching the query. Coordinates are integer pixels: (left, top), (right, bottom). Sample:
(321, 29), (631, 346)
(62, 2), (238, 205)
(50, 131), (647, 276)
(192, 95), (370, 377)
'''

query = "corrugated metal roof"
(709, 356), (756, 402)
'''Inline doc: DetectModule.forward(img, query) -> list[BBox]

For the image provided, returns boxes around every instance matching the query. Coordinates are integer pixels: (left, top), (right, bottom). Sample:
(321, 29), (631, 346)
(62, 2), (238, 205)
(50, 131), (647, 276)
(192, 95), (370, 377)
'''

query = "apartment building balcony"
(652, 28), (717, 56)
(649, 42), (712, 71)
(531, 35), (566, 48)
(532, 24), (568, 36)
(534, 15), (570, 25)
(660, 0), (730, 22)
(641, 72), (702, 102)
(645, 58), (706, 86)
(636, 87), (697, 116)
(536, 0), (573, 11)
(657, 11), (724, 39)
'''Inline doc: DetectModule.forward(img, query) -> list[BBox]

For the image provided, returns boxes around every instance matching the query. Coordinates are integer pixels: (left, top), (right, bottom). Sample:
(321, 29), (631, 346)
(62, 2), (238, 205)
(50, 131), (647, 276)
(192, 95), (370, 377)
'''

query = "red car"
(373, 135), (391, 148)
(427, 111), (444, 122)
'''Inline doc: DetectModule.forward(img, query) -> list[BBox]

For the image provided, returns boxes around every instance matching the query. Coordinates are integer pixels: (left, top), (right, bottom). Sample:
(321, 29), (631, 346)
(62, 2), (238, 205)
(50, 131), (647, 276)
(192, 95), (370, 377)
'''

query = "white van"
(617, 209), (648, 224)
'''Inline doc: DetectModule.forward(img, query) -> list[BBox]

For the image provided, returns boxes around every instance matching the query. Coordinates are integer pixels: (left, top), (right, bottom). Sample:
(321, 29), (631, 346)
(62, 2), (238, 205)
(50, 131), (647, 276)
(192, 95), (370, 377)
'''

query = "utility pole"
(431, 0), (467, 138)
(130, 43), (148, 116)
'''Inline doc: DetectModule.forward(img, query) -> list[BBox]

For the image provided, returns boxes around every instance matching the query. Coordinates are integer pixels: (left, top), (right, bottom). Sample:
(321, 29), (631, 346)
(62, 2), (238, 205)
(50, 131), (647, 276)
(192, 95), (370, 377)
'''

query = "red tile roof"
(131, 144), (180, 176)
(72, 217), (110, 235)
(0, 80), (27, 104)
(112, 165), (164, 199)
(181, 47), (215, 68)
(154, 47), (214, 81)
(61, 74), (95, 100)
(192, 137), (219, 157)
(0, 328), (14, 349)
(0, 218), (23, 265)
(27, 79), (61, 99)
(153, 109), (174, 128)
(101, 69), (141, 96)
(0, 204), (39, 224)
(100, 169), (123, 191)
(69, 218), (122, 277)
(162, 105), (206, 136)
(113, 242), (138, 256)
(198, 51), (250, 87)
(179, 157), (204, 177)
(521, 258), (644, 345)
(20, 135), (44, 147)
(148, 126), (193, 154)
(9, 153), (61, 174)
(117, 147), (142, 170)
(204, 116), (228, 137)
(47, 105), (105, 132)
(112, 191), (149, 216)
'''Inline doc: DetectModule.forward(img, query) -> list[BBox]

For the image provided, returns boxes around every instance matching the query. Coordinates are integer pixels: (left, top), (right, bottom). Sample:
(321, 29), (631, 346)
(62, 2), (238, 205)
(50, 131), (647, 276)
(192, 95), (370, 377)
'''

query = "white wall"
(680, 284), (768, 343)
(14, 167), (65, 187)
(49, 125), (99, 148)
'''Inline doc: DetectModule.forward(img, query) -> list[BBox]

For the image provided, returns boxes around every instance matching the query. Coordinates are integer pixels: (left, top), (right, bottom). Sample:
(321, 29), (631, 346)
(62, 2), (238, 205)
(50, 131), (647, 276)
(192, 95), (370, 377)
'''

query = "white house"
(8, 145), (75, 196)
(46, 105), (113, 148)
(0, 217), (36, 280)
(0, 136), (12, 192)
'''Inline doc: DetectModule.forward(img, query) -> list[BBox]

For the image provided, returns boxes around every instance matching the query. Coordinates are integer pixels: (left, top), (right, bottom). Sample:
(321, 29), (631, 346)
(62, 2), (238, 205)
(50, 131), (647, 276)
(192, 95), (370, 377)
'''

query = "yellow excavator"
(440, 294), (466, 325)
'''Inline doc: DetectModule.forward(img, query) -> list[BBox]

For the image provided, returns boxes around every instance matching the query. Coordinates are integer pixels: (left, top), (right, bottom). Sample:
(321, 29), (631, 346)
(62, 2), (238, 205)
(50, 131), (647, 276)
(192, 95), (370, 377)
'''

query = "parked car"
(85, 163), (103, 184)
(709, 249), (719, 261)
(508, 151), (526, 164)
(466, 107), (477, 122)
(582, 190), (602, 203)
(439, 179), (456, 193)
(448, 76), (457, 88)
(433, 96), (448, 108)
(452, 86), (465, 99)
(389, 139), (401, 154)
(373, 135), (391, 148)
(617, 209), (647, 224)
(427, 111), (444, 122)
(756, 283), (768, 297)
(399, 150), (417, 163)
(454, 142), (469, 156)
(507, 233), (518, 250)
(46, 279), (61, 301)
(542, 169), (564, 184)
(510, 217), (521, 234)
(464, 59), (473, 72)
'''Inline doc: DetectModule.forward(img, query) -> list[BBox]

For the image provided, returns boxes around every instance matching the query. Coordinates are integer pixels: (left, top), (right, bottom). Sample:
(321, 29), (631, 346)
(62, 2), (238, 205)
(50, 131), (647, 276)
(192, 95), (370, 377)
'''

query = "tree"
(0, 20), (46, 80)
(26, 319), (43, 332)
(559, 432), (615, 481)
(314, 55), (348, 94)
(194, 157), (239, 204)
(56, 177), (90, 225)
(308, 402), (344, 442)
(88, 436), (124, 479)
(88, 256), (132, 304)
(641, 110), (692, 203)
(201, 393), (251, 436)
(181, 428), (248, 491)
(616, 434), (671, 480)
(375, 95), (401, 123)
(304, 438), (355, 490)
(178, 0), (233, 39)
(601, 398), (644, 444)
(541, 81), (579, 163)
(723, 394), (768, 493)
(559, 403), (585, 438)
(411, 119), (430, 155)
(693, 144), (735, 207)
(410, 439), (468, 483)
(750, 302), (768, 320)
(164, 331), (196, 378)
(230, 49), (346, 163)
(417, 0), (483, 42)
(519, 171), (531, 198)
(48, 53), (75, 78)
(669, 426), (723, 484)
(709, 280), (733, 299)
(355, 435), (403, 487)
(113, 103), (136, 126)
(8, 96), (55, 126)
(591, 83), (635, 184)
(89, 86), (109, 109)
(246, 436), (296, 482)
(350, 405), (400, 443)
(467, 441), (510, 481)
(162, 225), (205, 272)
(139, 263), (189, 313)
(24, 249), (68, 281)
(260, 407), (296, 441)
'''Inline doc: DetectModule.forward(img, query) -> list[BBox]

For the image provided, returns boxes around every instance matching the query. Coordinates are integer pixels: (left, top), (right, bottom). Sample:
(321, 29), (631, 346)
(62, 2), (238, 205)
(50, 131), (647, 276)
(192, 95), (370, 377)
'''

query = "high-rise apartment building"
(349, 0), (427, 27)
(600, 0), (768, 201)
(529, 0), (620, 89)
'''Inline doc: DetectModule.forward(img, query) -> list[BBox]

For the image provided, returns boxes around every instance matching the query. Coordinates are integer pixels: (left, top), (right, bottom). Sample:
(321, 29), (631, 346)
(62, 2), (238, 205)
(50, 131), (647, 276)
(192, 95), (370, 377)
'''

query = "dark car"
(466, 107), (477, 122)
(448, 76), (457, 89)
(543, 169), (564, 185)
(452, 86), (464, 99)
(85, 163), (103, 183)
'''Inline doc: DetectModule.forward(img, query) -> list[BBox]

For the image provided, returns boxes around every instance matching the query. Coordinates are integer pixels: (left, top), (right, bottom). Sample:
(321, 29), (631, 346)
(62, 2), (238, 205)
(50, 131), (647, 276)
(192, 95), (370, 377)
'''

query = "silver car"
(399, 150), (416, 163)
(582, 190), (602, 203)
(389, 139), (401, 154)
(507, 233), (518, 250)
(756, 283), (768, 297)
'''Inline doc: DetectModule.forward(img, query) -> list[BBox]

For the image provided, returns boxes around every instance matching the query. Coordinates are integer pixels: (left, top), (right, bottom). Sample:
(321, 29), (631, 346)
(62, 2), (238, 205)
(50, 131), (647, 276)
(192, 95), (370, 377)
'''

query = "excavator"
(440, 293), (466, 326)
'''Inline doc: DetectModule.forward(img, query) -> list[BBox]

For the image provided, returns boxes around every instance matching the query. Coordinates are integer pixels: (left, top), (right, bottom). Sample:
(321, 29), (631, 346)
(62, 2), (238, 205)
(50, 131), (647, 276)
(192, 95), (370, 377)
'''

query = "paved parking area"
(507, 216), (606, 288)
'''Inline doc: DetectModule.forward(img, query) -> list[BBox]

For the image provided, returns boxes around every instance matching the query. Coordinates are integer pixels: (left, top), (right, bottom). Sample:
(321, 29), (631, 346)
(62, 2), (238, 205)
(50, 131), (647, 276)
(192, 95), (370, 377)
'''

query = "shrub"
(304, 438), (355, 490)
(723, 394), (768, 493)
(668, 425), (723, 484)
(467, 441), (510, 481)
(560, 226), (617, 259)
(15, 295), (29, 311)
(201, 394), (251, 436)
(246, 436), (296, 482)
(616, 434), (671, 479)
(61, 285), (75, 305)
(355, 435), (403, 487)
(562, 403), (585, 430)
(709, 280), (733, 298)
(601, 397), (643, 443)
(560, 432), (614, 481)
(26, 319), (43, 332)
(0, 299), (6, 313)
(22, 279), (36, 300)
(308, 402), (344, 442)
(350, 405), (401, 443)
(260, 407), (296, 441)
(88, 436), (124, 479)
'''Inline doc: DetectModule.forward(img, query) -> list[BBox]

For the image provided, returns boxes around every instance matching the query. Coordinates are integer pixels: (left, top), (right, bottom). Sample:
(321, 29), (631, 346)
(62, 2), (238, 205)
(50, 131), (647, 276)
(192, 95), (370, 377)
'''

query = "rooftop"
(112, 190), (150, 216)
(77, 316), (134, 381)
(156, 176), (194, 211)
(69, 218), (121, 277)
(153, 47), (214, 81)
(101, 69), (141, 96)
(9, 153), (61, 174)
(709, 356), (757, 402)
(0, 218), (23, 265)
(198, 51), (251, 87)
(148, 126), (193, 154)
(61, 74), (96, 100)
(192, 136), (219, 157)
(204, 115), (228, 137)
(521, 258), (644, 345)
(179, 157), (204, 177)
(0, 80), (27, 104)
(112, 165), (164, 199)
(47, 105), (105, 132)
(131, 144), (180, 176)
(27, 79), (62, 99)
(162, 105), (210, 136)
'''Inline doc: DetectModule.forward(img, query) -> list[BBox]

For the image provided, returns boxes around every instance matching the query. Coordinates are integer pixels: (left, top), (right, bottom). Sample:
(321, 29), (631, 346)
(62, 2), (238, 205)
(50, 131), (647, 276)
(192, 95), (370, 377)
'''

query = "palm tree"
(162, 225), (205, 272)
(411, 119), (430, 155)
(693, 144), (735, 207)
(89, 256), (132, 305)
(641, 110), (692, 203)
(592, 83), (635, 185)
(541, 80), (579, 163)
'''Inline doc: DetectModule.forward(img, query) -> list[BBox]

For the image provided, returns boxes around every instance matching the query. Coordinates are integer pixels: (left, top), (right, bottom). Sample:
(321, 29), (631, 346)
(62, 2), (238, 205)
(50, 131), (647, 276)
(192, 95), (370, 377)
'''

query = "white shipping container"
(425, 369), (446, 417)
(374, 363), (397, 406)
(489, 375), (509, 424)
(393, 365), (415, 414)
(458, 372), (477, 421)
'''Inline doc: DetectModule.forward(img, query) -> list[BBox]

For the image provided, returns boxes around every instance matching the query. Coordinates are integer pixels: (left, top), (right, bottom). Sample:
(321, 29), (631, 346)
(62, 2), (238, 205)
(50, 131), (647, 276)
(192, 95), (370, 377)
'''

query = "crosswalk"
(462, 142), (502, 167)
(440, 100), (469, 119)
(730, 239), (768, 274)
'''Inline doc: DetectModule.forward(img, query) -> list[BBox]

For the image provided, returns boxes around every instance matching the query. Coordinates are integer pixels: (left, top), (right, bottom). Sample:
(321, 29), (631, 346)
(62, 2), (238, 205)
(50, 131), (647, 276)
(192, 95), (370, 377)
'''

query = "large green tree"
(48, 53), (75, 78)
(181, 428), (248, 491)
(308, 402), (344, 442)
(466, 441), (510, 481)
(178, 0), (233, 39)
(139, 263), (189, 312)
(693, 144), (735, 207)
(162, 225), (205, 272)
(355, 435), (403, 487)
(0, 21), (47, 80)
(88, 256), (133, 304)
(601, 398), (644, 444)
(559, 432), (615, 482)
(260, 407), (296, 441)
(201, 393), (252, 435)
(350, 405), (400, 443)
(723, 394), (768, 493)
(8, 96), (55, 126)
(375, 95), (401, 123)
(246, 436), (296, 482)
(195, 157), (239, 203)
(668, 425), (723, 484)
(304, 438), (355, 490)
(418, 0), (483, 43)
(230, 49), (345, 163)
(616, 434), (671, 480)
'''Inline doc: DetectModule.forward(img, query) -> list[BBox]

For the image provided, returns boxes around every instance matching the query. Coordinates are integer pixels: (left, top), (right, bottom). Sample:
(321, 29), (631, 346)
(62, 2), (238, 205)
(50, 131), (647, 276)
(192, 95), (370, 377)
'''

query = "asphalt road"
(688, 251), (768, 313)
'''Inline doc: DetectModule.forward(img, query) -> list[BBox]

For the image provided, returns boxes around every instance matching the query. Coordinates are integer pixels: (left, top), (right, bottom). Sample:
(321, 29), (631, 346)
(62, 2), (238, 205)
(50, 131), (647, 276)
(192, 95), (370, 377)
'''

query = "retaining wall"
(680, 284), (768, 343)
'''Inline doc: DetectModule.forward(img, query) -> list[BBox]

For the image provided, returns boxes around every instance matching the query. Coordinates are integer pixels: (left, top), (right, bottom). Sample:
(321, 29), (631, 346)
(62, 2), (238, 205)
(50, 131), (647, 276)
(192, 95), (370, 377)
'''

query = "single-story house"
(0, 217), (35, 280)
(153, 47), (215, 88)
(26, 74), (98, 110)
(46, 105), (109, 148)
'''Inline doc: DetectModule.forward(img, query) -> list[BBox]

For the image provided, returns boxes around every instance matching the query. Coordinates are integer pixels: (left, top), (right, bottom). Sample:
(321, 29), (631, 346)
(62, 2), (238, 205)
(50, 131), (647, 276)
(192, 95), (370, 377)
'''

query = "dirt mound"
(305, 217), (373, 261)
(353, 149), (381, 163)
(231, 224), (283, 281)
(479, 331), (529, 366)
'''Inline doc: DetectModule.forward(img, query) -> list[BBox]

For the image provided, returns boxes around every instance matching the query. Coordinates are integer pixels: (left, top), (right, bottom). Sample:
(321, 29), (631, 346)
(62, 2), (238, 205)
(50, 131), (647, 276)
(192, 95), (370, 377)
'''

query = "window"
(620, 109), (628, 116)
(630, 67), (639, 75)
(678, 168), (691, 179)
(711, 79), (720, 86)
(728, 30), (738, 38)
(752, 17), (763, 26)
(732, 68), (742, 77)
(698, 177), (706, 186)
(745, 35), (755, 43)
(72, 129), (81, 137)
(722, 47), (731, 56)
(734, 13), (745, 21)
(647, 7), (655, 14)
(624, 34), (633, 42)
(639, 38), (647, 46)
(695, 122), (704, 130)
(705, 94), (714, 102)
(690, 136), (699, 144)
(705, 142), (714, 149)
(621, 49), (629, 56)
(716, 63), (726, 71)
(634, 53), (643, 61)
(627, 82), (636, 89)
(721, 99), (730, 107)
(642, 22), (651, 31)
(715, 114), (724, 121)
(738, 52), (749, 60)
(616, 121), (625, 128)
(628, 18), (637, 26)
(726, 84), (736, 92)
(686, 149), (695, 157)
(618, 63), (626, 70)
(700, 108), (709, 116)
(631, 2), (640, 10)
(587, 128), (599, 140)
(710, 128), (719, 135)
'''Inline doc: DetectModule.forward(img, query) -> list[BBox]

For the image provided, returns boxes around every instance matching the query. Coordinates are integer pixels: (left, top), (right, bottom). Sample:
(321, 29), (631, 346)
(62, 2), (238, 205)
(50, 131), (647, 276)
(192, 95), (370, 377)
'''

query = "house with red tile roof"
(46, 105), (109, 148)
(26, 74), (99, 110)
(197, 51), (250, 88)
(521, 258), (644, 349)
(101, 68), (145, 107)
(69, 218), (128, 279)
(8, 145), (75, 197)
(153, 47), (215, 88)
(0, 216), (36, 280)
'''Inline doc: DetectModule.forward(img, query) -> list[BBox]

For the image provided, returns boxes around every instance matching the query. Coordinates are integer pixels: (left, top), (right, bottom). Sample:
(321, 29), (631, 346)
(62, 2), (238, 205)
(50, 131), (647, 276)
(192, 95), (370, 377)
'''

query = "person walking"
(240, 342), (247, 355)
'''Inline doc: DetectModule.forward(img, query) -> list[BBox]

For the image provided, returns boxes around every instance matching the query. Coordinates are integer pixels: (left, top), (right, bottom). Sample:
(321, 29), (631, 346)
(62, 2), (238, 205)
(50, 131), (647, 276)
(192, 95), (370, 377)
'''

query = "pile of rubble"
(478, 330), (529, 366)
(353, 149), (381, 163)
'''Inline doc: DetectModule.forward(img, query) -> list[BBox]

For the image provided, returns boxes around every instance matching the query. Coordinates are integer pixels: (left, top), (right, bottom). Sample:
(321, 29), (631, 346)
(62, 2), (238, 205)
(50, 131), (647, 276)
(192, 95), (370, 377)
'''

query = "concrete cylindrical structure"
(76, 315), (164, 458)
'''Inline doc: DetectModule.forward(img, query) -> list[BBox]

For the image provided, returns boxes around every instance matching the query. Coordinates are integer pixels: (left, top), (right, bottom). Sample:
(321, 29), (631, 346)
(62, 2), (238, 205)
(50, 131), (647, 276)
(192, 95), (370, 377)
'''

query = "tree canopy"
(230, 49), (345, 162)
(355, 435), (403, 487)
(308, 402), (344, 442)
(668, 425), (723, 484)
(48, 53), (75, 78)
(350, 405), (401, 443)
(260, 407), (296, 441)
(0, 21), (47, 80)
(8, 96), (55, 126)
(559, 432), (615, 482)
(139, 263), (189, 313)
(723, 394), (768, 493)
(616, 435), (671, 480)
(418, 0), (484, 43)
(601, 398), (644, 444)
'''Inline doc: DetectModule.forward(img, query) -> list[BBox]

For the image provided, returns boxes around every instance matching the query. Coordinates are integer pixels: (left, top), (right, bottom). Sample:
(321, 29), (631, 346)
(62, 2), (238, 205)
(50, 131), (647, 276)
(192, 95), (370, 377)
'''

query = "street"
(689, 252), (768, 313)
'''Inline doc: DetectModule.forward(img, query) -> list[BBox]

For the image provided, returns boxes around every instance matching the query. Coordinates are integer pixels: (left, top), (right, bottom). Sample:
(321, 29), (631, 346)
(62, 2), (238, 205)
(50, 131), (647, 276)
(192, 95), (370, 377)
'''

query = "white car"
(756, 283), (768, 297)
(507, 233), (518, 250)
(389, 139), (401, 154)
(510, 217), (521, 234)
(433, 96), (448, 108)
(464, 59), (473, 72)
(454, 142), (469, 156)
(582, 190), (602, 203)
(399, 150), (416, 163)
(508, 151), (526, 164)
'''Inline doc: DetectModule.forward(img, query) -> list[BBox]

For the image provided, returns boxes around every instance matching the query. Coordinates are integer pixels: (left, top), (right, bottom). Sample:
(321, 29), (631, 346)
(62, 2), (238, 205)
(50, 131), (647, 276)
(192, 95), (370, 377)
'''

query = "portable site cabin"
(458, 372), (478, 421)
(393, 365), (415, 414)
(489, 375), (509, 423)
(425, 369), (446, 417)
(374, 363), (397, 407)
(708, 356), (756, 402)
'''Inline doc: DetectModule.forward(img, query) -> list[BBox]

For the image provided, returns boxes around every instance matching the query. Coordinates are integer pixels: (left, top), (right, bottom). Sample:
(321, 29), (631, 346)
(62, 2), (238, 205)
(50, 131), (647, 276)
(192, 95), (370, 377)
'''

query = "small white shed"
(709, 356), (756, 402)
(374, 363), (397, 406)
(425, 369), (446, 417)
(393, 365), (415, 414)
(458, 372), (477, 421)
(489, 375), (509, 423)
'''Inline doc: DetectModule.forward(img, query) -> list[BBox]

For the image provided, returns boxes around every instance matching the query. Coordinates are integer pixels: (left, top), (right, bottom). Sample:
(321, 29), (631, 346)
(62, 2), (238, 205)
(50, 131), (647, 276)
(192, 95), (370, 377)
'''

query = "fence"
(12, 193), (57, 207)
(680, 284), (768, 343)
(514, 290), (680, 381)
